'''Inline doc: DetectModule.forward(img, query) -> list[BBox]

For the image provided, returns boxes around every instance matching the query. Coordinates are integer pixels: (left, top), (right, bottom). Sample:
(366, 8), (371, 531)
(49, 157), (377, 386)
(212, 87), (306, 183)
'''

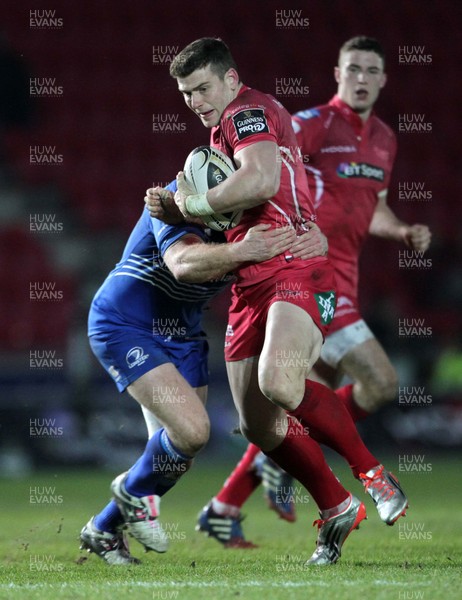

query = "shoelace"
(312, 518), (325, 529)
(360, 466), (395, 501)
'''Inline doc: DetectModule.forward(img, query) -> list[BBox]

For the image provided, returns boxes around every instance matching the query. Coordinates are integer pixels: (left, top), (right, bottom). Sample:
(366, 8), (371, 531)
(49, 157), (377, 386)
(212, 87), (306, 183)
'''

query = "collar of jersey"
(329, 95), (372, 136)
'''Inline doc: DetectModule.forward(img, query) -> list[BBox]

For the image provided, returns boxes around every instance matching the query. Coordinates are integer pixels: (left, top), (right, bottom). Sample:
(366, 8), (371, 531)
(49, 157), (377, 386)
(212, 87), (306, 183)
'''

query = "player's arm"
(176, 141), (281, 218)
(368, 191), (432, 252)
(163, 224), (295, 283)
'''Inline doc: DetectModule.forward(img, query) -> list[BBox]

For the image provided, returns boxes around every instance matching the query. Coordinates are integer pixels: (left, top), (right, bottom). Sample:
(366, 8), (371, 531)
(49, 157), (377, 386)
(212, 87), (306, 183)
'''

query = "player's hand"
(289, 221), (328, 260)
(174, 171), (195, 218)
(238, 224), (296, 263)
(144, 187), (184, 224)
(403, 224), (432, 253)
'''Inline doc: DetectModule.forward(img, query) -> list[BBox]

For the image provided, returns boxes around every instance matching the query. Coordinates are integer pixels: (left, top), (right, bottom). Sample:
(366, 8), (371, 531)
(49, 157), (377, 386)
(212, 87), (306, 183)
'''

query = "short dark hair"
(339, 36), (386, 67)
(169, 37), (238, 79)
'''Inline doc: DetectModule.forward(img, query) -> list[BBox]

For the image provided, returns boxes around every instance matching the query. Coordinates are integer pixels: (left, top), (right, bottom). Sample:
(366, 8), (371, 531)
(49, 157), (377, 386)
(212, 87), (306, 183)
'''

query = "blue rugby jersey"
(88, 181), (232, 340)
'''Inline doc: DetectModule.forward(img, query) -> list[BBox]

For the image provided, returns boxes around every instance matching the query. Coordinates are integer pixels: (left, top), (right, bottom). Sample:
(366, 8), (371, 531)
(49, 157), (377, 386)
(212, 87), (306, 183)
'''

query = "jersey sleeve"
(150, 179), (208, 256)
(291, 108), (327, 155)
(222, 99), (279, 154)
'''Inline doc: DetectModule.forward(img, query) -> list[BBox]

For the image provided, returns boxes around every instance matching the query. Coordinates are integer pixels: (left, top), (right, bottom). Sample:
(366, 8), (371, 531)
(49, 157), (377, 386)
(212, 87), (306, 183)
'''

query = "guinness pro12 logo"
(232, 109), (269, 140)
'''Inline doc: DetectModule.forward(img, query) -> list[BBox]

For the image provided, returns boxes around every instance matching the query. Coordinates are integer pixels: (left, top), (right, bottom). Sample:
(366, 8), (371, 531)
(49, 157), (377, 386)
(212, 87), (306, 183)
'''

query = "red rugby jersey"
(292, 95), (397, 300)
(211, 85), (323, 284)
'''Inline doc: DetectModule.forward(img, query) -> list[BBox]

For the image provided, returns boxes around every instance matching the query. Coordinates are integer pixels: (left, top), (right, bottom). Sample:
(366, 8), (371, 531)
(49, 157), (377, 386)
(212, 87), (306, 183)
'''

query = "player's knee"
(258, 370), (303, 411)
(175, 415), (210, 456)
(189, 418), (210, 455)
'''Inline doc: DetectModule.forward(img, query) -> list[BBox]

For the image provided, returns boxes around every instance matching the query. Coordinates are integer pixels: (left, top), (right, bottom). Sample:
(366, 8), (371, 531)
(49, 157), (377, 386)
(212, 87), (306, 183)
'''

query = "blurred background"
(0, 0), (461, 475)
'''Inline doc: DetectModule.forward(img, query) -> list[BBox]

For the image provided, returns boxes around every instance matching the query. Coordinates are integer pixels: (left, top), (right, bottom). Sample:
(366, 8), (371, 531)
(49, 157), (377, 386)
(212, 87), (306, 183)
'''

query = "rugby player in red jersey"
(292, 35), (431, 417)
(190, 36), (430, 551)
(151, 38), (409, 565)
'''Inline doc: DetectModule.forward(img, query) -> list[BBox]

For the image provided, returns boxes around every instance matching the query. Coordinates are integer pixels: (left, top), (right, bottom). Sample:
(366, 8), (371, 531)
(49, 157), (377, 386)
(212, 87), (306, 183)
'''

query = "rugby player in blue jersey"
(79, 180), (324, 564)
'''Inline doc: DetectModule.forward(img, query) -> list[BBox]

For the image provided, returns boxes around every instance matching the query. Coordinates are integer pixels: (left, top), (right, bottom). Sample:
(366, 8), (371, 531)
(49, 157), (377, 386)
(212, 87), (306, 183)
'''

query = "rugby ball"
(183, 146), (242, 231)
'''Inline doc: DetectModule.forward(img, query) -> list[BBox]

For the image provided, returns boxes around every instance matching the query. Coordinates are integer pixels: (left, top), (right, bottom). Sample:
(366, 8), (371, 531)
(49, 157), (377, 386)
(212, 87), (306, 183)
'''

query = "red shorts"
(224, 260), (337, 361)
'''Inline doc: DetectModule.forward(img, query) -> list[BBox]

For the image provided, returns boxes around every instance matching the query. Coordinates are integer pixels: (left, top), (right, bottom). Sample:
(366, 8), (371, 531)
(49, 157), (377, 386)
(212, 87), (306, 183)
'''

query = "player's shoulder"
(225, 86), (282, 116)
(291, 104), (331, 139)
(292, 102), (333, 127)
(371, 114), (396, 143)
(293, 104), (325, 120)
(222, 86), (283, 140)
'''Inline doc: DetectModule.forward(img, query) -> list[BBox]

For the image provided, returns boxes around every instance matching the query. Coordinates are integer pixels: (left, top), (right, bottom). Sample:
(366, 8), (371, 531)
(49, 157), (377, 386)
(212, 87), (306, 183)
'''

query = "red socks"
(289, 380), (378, 478)
(216, 443), (261, 508)
(336, 384), (370, 422)
(214, 383), (377, 513)
(265, 418), (349, 511)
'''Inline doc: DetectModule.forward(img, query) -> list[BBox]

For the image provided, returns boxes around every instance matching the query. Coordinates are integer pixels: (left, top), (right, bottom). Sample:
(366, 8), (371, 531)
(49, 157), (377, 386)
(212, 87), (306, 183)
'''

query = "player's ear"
(225, 68), (240, 90)
(380, 72), (387, 89)
(334, 66), (340, 84)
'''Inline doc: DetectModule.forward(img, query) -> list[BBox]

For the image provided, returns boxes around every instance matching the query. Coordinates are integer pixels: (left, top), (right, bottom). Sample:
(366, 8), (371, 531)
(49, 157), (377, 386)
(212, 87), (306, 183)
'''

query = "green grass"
(0, 457), (461, 599)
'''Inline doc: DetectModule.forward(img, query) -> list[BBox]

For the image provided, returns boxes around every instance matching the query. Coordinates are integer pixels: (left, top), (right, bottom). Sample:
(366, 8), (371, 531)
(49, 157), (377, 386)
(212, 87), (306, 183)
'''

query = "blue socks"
(124, 428), (192, 497)
(93, 500), (123, 533)
(93, 428), (191, 533)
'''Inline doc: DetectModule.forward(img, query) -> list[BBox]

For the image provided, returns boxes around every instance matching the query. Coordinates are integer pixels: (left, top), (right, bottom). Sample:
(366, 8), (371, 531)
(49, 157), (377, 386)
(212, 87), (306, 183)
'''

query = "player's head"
(170, 38), (241, 128)
(335, 36), (387, 120)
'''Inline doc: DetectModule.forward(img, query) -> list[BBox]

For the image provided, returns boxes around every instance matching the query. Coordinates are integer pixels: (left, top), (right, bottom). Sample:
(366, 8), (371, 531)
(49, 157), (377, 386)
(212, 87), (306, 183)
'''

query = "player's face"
(177, 65), (240, 128)
(335, 50), (386, 119)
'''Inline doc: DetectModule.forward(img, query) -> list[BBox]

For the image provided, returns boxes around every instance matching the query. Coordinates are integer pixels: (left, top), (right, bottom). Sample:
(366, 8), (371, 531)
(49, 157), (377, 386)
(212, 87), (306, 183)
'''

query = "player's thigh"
(128, 363), (209, 449)
(226, 357), (286, 450)
(340, 338), (398, 398)
(259, 301), (323, 409)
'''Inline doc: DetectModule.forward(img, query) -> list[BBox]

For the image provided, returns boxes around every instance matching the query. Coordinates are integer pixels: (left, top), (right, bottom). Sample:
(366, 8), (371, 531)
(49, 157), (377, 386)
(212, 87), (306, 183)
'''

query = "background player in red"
(167, 37), (408, 565)
(293, 35), (431, 419)
(196, 36), (431, 548)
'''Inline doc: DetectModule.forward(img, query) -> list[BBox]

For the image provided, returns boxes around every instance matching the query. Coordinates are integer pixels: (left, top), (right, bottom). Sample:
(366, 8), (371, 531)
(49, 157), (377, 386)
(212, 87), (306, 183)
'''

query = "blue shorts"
(89, 328), (209, 392)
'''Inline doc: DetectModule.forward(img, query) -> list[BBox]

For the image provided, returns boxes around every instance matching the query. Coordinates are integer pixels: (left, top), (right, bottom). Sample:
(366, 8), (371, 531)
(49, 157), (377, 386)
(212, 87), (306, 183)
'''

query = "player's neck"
(357, 108), (372, 123)
(234, 82), (244, 99)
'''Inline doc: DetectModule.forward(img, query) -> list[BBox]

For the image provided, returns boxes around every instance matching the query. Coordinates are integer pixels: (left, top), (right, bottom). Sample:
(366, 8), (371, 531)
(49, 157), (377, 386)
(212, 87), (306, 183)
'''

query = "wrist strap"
(185, 193), (214, 216)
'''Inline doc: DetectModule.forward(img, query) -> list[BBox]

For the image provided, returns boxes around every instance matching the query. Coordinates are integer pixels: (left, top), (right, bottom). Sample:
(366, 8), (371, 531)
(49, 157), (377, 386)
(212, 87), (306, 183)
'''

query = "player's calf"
(363, 373), (399, 409)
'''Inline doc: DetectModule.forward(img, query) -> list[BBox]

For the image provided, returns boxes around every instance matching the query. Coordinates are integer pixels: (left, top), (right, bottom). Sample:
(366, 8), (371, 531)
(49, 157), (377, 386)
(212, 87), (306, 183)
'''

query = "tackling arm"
(163, 224), (296, 283)
(369, 191), (432, 252)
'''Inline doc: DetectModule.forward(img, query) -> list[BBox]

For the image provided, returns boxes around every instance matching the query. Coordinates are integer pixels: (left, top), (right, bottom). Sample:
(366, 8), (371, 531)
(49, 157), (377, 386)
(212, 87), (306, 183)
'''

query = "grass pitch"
(0, 456), (461, 599)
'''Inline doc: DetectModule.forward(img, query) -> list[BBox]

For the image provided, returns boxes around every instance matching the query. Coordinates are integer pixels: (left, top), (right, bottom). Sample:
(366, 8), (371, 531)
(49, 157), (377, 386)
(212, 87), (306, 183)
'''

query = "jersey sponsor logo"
(314, 292), (336, 325)
(321, 145), (356, 154)
(226, 324), (234, 337)
(232, 109), (269, 140)
(336, 162), (385, 181)
(126, 346), (149, 369)
(293, 108), (320, 121)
